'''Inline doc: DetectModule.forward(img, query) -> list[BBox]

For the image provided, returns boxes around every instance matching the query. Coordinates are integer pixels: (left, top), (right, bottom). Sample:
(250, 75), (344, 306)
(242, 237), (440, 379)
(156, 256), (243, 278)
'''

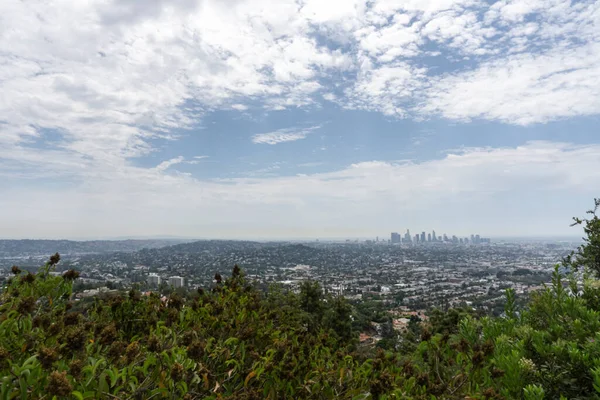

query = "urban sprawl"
(0, 237), (577, 341)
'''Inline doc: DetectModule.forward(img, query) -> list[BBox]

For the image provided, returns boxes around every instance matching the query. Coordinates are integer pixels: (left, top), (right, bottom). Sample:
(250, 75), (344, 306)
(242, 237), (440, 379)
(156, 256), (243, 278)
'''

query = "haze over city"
(1, 0), (599, 239)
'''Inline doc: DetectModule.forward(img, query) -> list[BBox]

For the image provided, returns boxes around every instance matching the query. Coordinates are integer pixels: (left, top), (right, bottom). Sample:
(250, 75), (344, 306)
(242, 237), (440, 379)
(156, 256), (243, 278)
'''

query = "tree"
(393, 291), (404, 306)
(323, 296), (355, 343)
(376, 318), (397, 350)
(567, 198), (600, 276)
(299, 280), (323, 315)
(428, 306), (478, 335)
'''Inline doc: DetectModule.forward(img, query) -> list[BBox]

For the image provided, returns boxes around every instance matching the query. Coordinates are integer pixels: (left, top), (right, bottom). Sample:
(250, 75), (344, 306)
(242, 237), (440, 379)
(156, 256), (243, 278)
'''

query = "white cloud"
(252, 131), (308, 145)
(352, 0), (600, 123)
(300, 0), (367, 25)
(356, 18), (423, 61)
(154, 157), (185, 172)
(345, 63), (426, 116)
(1, 141), (598, 238)
(487, 0), (547, 23)
(1, 0), (598, 162)
(252, 126), (321, 145)
(242, 163), (284, 177)
(0, 0), (348, 169)
(422, 42), (600, 124)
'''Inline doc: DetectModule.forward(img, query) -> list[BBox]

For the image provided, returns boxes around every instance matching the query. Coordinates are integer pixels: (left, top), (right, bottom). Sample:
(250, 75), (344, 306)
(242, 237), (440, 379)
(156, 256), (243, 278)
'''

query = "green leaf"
(98, 373), (108, 394)
(22, 356), (37, 367)
(71, 391), (84, 400)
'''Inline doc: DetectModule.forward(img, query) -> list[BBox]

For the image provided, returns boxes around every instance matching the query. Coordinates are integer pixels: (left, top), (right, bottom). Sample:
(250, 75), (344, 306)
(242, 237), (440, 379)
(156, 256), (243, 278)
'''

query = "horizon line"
(0, 235), (584, 242)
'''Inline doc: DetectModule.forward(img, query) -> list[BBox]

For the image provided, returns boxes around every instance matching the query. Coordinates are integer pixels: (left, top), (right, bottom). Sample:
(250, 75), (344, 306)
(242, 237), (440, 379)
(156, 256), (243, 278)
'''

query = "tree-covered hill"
(1, 200), (599, 399)
(0, 239), (188, 258)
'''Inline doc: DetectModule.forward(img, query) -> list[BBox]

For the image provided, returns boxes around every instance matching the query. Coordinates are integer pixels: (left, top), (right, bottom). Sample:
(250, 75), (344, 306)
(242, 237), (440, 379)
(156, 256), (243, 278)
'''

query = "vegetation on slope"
(0, 200), (599, 399)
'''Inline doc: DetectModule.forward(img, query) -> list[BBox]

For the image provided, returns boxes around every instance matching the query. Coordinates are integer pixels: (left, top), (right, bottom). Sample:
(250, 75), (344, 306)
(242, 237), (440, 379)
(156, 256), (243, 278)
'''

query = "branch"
(101, 393), (122, 399)
(448, 374), (469, 395)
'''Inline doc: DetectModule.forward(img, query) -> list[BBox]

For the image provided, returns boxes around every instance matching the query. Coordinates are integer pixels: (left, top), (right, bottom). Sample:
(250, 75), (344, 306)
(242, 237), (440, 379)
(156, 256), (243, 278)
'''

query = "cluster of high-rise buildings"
(147, 272), (185, 288)
(390, 230), (490, 245)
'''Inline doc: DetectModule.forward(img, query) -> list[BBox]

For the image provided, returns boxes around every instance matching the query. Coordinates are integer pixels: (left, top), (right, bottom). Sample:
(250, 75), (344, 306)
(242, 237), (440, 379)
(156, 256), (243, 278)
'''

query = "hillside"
(0, 239), (188, 258)
(0, 199), (599, 399)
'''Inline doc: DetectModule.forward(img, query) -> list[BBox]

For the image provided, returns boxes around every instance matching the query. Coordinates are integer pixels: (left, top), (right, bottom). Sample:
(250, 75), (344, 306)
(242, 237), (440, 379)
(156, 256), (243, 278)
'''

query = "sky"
(1, 0), (599, 240)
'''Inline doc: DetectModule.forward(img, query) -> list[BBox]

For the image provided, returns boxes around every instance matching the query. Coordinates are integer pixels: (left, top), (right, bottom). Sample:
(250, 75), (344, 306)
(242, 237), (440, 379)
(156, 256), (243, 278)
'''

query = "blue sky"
(1, 0), (599, 239)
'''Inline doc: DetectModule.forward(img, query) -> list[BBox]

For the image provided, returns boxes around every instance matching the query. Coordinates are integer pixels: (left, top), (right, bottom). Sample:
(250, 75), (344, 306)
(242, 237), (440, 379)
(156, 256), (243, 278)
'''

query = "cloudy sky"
(1, 0), (599, 240)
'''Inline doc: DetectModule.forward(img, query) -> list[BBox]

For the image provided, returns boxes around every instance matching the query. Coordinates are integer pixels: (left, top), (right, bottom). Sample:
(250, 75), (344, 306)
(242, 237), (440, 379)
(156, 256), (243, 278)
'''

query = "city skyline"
(390, 230), (490, 245)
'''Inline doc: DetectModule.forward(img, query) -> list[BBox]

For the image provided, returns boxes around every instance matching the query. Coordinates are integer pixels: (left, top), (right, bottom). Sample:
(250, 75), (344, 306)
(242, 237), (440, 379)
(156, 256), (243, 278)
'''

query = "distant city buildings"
(388, 230), (491, 245)
(147, 273), (161, 286)
(148, 273), (187, 288)
(169, 276), (185, 288)
(27, 237), (573, 326)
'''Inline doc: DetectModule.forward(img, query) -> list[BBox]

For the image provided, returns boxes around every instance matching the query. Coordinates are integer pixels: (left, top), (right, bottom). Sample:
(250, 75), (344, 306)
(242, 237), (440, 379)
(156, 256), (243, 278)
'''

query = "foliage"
(0, 256), (369, 399)
(567, 198), (600, 277)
